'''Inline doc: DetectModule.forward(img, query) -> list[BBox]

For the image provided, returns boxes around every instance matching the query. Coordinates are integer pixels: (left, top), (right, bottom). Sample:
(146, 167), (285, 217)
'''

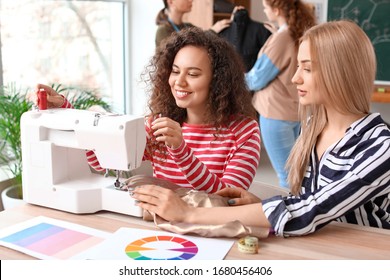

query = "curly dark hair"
(142, 26), (257, 130)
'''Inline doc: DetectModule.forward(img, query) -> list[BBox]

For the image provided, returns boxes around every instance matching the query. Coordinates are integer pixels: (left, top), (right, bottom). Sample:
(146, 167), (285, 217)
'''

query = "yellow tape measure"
(238, 236), (259, 254)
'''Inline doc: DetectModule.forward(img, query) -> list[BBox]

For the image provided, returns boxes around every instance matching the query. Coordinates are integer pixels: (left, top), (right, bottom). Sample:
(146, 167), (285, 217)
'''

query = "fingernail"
(228, 199), (235, 205)
(129, 191), (134, 197)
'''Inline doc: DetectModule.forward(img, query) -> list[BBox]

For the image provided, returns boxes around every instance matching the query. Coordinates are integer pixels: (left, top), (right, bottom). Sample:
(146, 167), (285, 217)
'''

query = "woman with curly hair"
(142, 26), (260, 193)
(34, 27), (261, 193)
(246, 0), (316, 189)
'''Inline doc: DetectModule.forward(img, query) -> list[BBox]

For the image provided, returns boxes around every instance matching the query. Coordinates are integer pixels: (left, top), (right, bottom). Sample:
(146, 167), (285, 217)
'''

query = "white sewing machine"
(20, 109), (146, 217)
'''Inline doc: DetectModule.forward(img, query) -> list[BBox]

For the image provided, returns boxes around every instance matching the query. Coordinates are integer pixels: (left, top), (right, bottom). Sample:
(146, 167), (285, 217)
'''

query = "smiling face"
(291, 40), (323, 106)
(168, 45), (212, 118)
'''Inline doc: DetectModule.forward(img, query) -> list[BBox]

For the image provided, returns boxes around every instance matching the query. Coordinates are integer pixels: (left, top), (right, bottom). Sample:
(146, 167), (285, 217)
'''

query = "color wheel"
(125, 235), (198, 260)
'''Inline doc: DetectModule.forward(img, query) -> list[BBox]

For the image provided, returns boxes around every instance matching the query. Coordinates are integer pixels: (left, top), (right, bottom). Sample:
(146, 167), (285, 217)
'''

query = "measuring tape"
(237, 236), (259, 254)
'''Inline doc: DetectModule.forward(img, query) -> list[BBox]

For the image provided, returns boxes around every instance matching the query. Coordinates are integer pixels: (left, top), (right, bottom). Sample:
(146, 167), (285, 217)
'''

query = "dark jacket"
(219, 9), (272, 71)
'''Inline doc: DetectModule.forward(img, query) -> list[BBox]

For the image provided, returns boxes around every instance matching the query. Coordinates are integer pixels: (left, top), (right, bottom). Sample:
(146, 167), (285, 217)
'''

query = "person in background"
(219, 7), (272, 72)
(34, 27), (261, 194)
(155, 0), (233, 48)
(131, 20), (390, 236)
(245, 0), (316, 188)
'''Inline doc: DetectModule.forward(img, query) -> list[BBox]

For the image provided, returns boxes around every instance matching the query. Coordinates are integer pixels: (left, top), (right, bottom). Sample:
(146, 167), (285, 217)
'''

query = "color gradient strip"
(0, 222), (105, 259)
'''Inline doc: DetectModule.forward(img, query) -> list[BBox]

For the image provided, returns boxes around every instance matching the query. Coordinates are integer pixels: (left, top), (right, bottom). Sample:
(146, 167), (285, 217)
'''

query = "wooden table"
(1, 204), (389, 260)
(372, 87), (390, 103)
(372, 91), (390, 103)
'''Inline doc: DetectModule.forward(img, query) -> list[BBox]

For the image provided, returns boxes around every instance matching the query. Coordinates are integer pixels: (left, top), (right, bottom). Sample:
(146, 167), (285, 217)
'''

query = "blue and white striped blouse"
(262, 113), (390, 237)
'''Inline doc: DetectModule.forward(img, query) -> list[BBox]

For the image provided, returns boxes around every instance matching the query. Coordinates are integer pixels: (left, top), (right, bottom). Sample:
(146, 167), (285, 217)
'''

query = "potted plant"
(0, 83), (111, 208)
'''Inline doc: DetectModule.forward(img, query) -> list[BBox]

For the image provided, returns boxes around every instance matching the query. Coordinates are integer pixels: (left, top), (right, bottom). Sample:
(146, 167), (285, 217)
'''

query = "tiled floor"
(254, 147), (279, 186)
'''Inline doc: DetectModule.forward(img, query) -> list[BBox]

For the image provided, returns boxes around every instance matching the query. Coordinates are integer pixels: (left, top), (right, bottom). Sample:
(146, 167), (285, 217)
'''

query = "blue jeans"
(260, 116), (300, 188)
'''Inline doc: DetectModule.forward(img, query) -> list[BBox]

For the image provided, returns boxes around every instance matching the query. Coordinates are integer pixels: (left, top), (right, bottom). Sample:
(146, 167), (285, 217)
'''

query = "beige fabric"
(125, 175), (270, 239)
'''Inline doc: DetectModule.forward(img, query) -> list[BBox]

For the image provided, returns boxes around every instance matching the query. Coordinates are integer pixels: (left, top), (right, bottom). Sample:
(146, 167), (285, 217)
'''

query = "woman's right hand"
(151, 116), (183, 149)
(130, 184), (192, 223)
(230, 5), (245, 20)
(29, 84), (65, 108)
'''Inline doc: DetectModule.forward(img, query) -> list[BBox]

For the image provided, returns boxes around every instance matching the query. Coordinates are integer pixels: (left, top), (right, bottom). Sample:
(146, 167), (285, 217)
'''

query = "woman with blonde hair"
(286, 19), (378, 195)
(131, 20), (390, 236)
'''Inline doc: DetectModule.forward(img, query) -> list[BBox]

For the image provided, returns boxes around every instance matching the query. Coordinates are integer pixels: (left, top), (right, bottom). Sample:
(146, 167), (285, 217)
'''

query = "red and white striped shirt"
(61, 96), (73, 109)
(143, 118), (261, 192)
(62, 96), (260, 192)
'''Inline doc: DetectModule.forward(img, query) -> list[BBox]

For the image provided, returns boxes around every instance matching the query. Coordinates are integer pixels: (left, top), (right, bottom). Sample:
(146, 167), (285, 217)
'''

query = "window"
(0, 0), (127, 113)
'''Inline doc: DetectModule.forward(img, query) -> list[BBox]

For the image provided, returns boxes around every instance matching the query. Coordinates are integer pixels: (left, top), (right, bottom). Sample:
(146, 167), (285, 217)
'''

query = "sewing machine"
(20, 109), (146, 217)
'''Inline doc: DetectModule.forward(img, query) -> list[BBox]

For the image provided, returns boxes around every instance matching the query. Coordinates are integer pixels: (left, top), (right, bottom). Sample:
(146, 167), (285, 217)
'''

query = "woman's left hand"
(211, 19), (231, 33)
(215, 188), (261, 206)
(130, 185), (191, 223)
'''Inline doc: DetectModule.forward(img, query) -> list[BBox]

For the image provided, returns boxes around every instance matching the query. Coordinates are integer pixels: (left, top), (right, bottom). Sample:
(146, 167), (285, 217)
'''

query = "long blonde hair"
(286, 20), (377, 195)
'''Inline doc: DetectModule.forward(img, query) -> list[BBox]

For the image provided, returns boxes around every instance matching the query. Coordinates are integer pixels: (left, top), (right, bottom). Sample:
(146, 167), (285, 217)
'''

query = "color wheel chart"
(82, 227), (233, 260)
(125, 235), (198, 260)
(0, 216), (109, 259)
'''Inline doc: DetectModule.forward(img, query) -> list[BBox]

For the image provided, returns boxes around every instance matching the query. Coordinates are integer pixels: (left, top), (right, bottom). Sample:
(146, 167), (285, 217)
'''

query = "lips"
(297, 89), (306, 97)
(175, 90), (191, 98)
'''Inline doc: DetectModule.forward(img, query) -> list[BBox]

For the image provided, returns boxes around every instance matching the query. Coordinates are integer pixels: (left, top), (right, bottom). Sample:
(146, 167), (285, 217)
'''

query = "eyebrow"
(299, 59), (311, 63)
(172, 64), (202, 71)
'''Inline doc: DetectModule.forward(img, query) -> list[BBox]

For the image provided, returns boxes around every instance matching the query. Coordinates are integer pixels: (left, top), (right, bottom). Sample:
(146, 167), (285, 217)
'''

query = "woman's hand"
(230, 5), (246, 20)
(130, 185), (192, 223)
(131, 185), (270, 227)
(28, 84), (64, 108)
(264, 22), (277, 33)
(215, 188), (261, 206)
(151, 117), (183, 149)
(210, 18), (231, 33)
(210, 5), (246, 33)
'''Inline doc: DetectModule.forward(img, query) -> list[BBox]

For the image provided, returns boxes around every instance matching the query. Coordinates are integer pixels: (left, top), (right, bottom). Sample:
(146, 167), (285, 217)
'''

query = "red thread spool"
(38, 89), (48, 110)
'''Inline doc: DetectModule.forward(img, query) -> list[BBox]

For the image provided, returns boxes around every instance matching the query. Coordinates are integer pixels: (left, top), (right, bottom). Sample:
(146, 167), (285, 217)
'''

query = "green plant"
(52, 84), (111, 111)
(0, 83), (111, 199)
(0, 84), (31, 198)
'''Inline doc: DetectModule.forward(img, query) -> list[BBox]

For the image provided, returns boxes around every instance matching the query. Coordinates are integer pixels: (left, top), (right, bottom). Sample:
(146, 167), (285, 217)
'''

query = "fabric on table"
(125, 175), (269, 238)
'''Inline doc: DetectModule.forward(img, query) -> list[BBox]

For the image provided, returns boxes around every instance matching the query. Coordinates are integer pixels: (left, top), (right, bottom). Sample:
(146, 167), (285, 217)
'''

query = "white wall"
(250, 0), (267, 22)
(127, 0), (162, 115)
